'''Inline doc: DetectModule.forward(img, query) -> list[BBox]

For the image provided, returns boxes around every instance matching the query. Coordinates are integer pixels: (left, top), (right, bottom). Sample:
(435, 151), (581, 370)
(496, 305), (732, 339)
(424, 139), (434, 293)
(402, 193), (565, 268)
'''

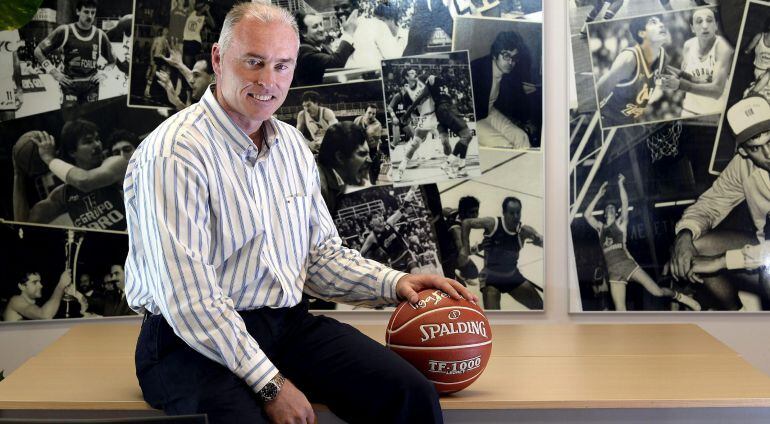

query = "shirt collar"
(199, 85), (280, 165)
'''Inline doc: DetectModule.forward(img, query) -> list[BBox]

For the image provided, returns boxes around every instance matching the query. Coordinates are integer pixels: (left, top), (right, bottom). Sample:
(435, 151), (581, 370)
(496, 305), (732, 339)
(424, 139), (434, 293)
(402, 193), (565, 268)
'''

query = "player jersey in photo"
(600, 45), (665, 126)
(65, 183), (126, 230)
(404, 80), (435, 116)
(184, 13), (205, 43)
(423, 75), (453, 107)
(169, 7), (188, 39)
(373, 223), (409, 261)
(681, 39), (724, 115)
(0, 30), (20, 111)
(754, 35), (770, 71)
(599, 221), (626, 252)
(300, 106), (335, 141)
(481, 218), (522, 274)
(61, 24), (103, 79)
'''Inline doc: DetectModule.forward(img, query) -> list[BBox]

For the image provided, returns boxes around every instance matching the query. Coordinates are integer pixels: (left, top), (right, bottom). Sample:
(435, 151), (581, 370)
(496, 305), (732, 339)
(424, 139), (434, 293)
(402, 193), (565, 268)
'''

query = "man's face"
(364, 107), (377, 122)
(503, 201), (521, 225)
(405, 69), (417, 84)
(109, 265), (125, 284)
(71, 132), (103, 169)
(605, 204), (617, 225)
(302, 15), (326, 45)
(302, 99), (320, 116)
(739, 131), (770, 172)
(466, 206), (479, 219)
(111, 140), (135, 162)
(19, 274), (43, 299)
(191, 60), (212, 101)
(691, 9), (717, 39)
(79, 274), (93, 291)
(494, 49), (518, 74)
(212, 19), (297, 131)
(338, 142), (371, 185)
(76, 7), (97, 28)
(371, 214), (385, 232)
(643, 17), (671, 45)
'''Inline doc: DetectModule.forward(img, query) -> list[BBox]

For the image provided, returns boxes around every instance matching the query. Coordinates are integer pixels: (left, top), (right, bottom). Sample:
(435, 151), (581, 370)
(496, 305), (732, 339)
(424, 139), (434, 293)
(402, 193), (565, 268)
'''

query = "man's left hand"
(396, 274), (478, 305)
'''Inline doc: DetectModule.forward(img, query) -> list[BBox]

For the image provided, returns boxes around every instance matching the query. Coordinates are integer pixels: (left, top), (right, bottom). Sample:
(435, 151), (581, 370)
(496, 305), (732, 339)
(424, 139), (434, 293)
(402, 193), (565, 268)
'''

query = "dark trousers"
(135, 302), (442, 424)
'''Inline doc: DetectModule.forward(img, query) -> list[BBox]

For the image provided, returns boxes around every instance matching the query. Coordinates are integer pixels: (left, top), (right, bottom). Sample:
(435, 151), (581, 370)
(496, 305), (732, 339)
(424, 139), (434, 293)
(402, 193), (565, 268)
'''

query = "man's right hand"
(50, 69), (73, 88)
(57, 270), (73, 290)
(263, 379), (315, 424)
(671, 230), (697, 281)
(341, 9), (359, 35)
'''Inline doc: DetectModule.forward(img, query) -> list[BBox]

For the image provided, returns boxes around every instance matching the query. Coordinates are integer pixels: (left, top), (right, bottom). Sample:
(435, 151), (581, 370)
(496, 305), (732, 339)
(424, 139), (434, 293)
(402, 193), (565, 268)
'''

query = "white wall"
(2, 2), (769, 380)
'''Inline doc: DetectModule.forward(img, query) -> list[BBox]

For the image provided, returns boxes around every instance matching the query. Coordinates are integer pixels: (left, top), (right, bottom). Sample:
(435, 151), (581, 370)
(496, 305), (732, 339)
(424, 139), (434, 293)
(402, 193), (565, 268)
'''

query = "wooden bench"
(2, 323), (770, 420)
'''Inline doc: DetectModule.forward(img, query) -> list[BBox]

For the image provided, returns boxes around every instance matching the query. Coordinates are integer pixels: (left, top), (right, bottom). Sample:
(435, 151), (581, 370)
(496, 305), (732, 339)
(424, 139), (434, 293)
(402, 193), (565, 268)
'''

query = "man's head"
(629, 15), (670, 45)
(75, 0), (98, 29)
(195, 0), (209, 14)
(458, 196), (480, 220)
(106, 129), (138, 162)
(297, 12), (325, 45)
(107, 264), (125, 291)
(403, 68), (418, 85)
(213, 3), (298, 133)
(16, 272), (42, 300)
(191, 54), (215, 101)
(691, 8), (717, 40)
(604, 203), (618, 225)
(490, 31), (524, 74)
(60, 119), (103, 169)
(730, 97), (770, 172)
(301, 90), (321, 116)
(317, 121), (371, 186)
(363, 104), (378, 123)
(501, 196), (522, 225)
(79, 273), (93, 292)
(370, 212), (386, 232)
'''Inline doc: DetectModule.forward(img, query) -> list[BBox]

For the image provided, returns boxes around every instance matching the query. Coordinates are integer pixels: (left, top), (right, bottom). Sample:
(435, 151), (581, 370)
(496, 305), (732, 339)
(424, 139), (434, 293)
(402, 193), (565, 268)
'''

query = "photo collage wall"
(0, 0), (544, 322)
(568, 0), (770, 312)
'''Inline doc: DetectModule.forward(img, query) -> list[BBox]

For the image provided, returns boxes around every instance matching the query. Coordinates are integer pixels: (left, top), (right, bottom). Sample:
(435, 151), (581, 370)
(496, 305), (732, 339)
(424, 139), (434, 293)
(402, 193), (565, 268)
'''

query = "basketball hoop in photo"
(386, 289), (492, 394)
(646, 120), (683, 162)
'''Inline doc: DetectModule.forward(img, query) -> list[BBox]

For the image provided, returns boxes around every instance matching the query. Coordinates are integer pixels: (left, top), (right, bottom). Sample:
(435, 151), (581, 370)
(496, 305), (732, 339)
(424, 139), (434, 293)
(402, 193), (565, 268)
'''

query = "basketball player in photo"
(660, 8), (734, 117)
(391, 68), (452, 183)
(143, 27), (171, 98)
(16, 121), (127, 231)
(296, 90), (339, 154)
(0, 29), (23, 122)
(443, 196), (481, 286)
(33, 0), (117, 109)
(402, 68), (475, 180)
(353, 104), (385, 185)
(459, 196), (543, 310)
(584, 174), (701, 311)
(360, 188), (421, 274)
(744, 17), (770, 81)
(596, 14), (671, 127)
(581, 0), (713, 37)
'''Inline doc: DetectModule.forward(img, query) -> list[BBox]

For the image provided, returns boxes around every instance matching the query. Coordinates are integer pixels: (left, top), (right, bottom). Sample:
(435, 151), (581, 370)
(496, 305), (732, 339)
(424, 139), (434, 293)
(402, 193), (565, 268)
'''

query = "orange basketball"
(386, 289), (492, 394)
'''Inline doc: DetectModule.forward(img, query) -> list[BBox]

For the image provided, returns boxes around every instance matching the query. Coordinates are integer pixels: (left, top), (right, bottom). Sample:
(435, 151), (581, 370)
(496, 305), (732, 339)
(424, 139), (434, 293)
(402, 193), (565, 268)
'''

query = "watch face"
(262, 383), (278, 401)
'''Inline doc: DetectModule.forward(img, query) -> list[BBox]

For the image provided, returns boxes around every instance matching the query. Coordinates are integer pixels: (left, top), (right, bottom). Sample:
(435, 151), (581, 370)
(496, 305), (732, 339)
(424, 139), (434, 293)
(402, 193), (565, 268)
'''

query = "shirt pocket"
(278, 194), (312, 263)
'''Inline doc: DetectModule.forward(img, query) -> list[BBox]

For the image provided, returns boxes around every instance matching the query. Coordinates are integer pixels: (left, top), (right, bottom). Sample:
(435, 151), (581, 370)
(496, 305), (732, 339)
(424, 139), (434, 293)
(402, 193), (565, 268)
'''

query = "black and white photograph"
(381, 51), (481, 187)
(128, 0), (232, 109)
(276, 80), (391, 197)
(587, 5), (734, 129)
(569, 109), (770, 312)
(453, 16), (542, 150)
(445, 0), (542, 20)
(711, 0), (770, 173)
(0, 0), (132, 121)
(1, 97), (166, 231)
(0, 221), (135, 322)
(437, 149), (544, 311)
(568, 1), (722, 122)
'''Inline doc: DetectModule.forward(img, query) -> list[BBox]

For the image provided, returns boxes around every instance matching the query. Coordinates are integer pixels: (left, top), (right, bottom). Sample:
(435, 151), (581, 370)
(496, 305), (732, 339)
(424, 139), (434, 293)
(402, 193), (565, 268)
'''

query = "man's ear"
(737, 146), (749, 158)
(211, 44), (222, 77)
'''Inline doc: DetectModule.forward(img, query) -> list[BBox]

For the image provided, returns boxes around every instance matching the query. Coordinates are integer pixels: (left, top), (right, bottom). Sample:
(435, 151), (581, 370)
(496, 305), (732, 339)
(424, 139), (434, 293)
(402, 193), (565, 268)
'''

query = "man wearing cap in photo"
(669, 96), (770, 310)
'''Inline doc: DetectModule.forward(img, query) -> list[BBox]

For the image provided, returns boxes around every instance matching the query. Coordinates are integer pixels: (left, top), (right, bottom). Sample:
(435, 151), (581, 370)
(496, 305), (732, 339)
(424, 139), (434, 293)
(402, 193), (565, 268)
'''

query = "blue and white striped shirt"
(123, 87), (405, 393)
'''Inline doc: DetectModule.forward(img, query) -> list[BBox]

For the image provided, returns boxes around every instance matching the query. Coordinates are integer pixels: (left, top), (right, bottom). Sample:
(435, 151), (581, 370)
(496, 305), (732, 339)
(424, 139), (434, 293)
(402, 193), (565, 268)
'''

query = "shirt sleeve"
(725, 242), (770, 270)
(126, 156), (277, 393)
(675, 156), (747, 240)
(303, 163), (406, 306)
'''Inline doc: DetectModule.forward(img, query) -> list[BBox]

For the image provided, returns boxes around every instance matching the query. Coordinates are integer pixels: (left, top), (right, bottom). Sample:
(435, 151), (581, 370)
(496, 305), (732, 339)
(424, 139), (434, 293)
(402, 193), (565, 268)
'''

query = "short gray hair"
(217, 2), (299, 54)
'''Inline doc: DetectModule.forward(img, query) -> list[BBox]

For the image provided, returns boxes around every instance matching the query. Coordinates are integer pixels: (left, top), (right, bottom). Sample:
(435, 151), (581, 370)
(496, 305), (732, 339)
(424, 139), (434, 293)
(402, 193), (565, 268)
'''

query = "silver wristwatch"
(258, 373), (286, 402)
